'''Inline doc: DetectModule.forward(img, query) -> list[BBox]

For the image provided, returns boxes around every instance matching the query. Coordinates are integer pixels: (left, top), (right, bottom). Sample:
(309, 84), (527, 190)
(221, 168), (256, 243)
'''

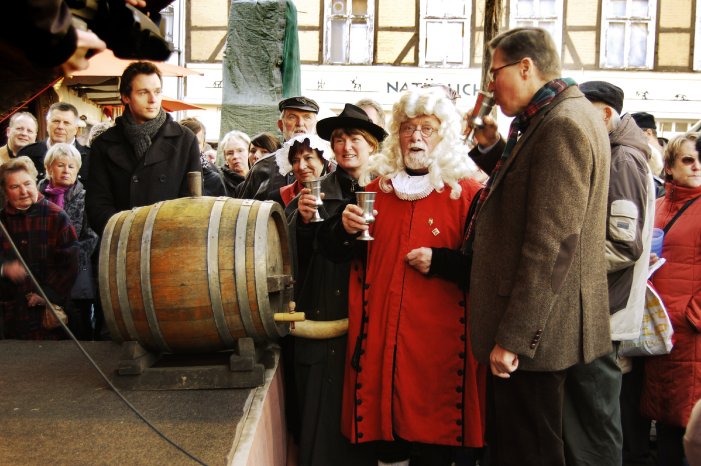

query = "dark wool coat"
(0, 196), (78, 339)
(470, 86), (612, 372)
(38, 179), (98, 299)
(642, 182), (701, 427)
(86, 114), (202, 235)
(285, 168), (375, 466)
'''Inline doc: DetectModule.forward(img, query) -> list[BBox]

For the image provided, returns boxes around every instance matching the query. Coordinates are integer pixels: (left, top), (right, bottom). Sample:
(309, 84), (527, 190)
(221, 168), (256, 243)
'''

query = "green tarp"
(220, 0), (301, 139)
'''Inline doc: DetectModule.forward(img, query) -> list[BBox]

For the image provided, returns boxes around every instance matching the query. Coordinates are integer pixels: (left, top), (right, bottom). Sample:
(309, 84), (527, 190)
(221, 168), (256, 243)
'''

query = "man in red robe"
(320, 87), (486, 465)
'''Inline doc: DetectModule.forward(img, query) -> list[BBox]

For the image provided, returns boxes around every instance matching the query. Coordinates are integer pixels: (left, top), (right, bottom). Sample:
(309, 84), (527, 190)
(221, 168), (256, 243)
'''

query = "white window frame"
(419, 0), (472, 68)
(323, 0), (375, 65)
(508, 0), (564, 55)
(600, 0), (657, 69)
(694, 0), (701, 70)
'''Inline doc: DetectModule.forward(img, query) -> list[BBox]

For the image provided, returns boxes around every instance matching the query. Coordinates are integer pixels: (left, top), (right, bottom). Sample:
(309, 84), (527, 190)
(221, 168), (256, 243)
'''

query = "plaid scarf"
(463, 77), (576, 244)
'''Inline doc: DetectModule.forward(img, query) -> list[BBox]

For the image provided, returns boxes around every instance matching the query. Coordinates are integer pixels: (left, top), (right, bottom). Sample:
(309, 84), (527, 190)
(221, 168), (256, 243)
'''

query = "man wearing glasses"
(468, 27), (612, 465)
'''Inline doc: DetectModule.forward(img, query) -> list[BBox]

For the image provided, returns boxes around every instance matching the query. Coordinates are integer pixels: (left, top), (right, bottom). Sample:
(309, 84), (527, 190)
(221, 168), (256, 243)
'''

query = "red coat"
(341, 177), (486, 447)
(642, 182), (701, 427)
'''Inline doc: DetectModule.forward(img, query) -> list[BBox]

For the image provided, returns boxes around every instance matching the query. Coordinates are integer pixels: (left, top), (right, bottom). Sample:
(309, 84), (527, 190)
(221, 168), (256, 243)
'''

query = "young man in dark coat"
(86, 61), (202, 235)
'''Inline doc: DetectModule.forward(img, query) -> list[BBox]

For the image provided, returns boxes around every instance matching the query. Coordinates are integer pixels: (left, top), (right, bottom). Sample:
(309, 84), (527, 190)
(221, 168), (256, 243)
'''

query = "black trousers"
(487, 369), (567, 466)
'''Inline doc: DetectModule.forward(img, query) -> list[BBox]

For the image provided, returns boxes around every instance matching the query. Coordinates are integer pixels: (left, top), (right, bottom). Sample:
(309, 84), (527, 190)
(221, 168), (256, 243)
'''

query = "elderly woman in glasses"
(38, 143), (98, 339)
(641, 134), (701, 466)
(0, 156), (78, 340)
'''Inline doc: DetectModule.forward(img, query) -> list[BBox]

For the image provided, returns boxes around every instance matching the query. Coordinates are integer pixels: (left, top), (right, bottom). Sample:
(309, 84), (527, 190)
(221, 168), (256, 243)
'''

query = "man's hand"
(341, 204), (376, 235)
(406, 247), (432, 274)
(2, 260), (27, 283)
(490, 343), (519, 378)
(297, 188), (324, 224)
(60, 29), (106, 76)
(465, 114), (500, 148)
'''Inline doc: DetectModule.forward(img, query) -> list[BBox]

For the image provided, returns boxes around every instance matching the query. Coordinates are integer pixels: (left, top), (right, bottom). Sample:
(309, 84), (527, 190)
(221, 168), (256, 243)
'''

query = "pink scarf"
(43, 183), (70, 209)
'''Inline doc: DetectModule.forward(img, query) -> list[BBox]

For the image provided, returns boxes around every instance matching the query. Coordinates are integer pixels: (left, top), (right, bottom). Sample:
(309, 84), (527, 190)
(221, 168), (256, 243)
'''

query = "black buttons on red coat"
(456, 436), (463, 443)
(356, 383), (362, 389)
(356, 399), (363, 405)
(458, 300), (466, 307)
(459, 352), (465, 359)
(456, 403), (463, 410)
(358, 432), (364, 439)
(457, 369), (464, 376)
(460, 335), (466, 341)
(364, 284), (371, 290)
(459, 317), (466, 324)
(456, 419), (463, 426)
(455, 386), (463, 393)
(356, 415), (363, 421)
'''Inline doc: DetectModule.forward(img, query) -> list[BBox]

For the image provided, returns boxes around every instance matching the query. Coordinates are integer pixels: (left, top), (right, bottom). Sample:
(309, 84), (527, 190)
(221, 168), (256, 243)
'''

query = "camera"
(67, 0), (173, 61)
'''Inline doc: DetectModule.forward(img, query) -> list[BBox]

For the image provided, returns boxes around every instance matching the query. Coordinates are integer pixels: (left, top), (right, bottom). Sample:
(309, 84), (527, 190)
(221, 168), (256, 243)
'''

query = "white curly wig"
(360, 87), (481, 199)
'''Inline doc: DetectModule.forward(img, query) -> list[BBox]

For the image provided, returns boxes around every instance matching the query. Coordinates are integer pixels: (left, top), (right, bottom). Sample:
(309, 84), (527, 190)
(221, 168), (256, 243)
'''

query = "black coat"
(19, 140), (90, 183)
(286, 168), (374, 466)
(86, 114), (202, 235)
(236, 151), (291, 200)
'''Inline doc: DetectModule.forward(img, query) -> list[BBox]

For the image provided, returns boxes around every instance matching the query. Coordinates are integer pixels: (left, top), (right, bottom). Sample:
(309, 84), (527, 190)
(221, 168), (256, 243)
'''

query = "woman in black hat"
(286, 104), (386, 466)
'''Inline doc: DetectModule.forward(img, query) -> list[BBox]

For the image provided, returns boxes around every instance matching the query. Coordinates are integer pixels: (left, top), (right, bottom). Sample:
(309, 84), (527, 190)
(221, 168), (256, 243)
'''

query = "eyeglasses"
(400, 124), (438, 138)
(679, 155), (701, 166)
(488, 60), (522, 82)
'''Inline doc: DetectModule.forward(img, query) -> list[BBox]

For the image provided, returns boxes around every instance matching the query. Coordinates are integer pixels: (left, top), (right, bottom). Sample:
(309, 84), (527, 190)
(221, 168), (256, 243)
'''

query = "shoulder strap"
(663, 195), (701, 234)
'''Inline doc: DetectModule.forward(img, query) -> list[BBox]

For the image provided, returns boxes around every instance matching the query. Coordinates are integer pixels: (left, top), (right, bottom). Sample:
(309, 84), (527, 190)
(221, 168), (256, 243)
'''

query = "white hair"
(44, 143), (82, 174)
(360, 88), (480, 199)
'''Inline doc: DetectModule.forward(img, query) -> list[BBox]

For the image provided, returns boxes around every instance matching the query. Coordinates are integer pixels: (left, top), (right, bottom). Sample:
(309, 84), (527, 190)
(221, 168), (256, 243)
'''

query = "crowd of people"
(1, 25), (701, 466)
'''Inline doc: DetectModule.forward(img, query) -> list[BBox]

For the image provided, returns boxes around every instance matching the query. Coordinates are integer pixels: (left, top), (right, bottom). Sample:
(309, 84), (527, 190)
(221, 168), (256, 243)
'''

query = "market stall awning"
(70, 50), (202, 78)
(161, 97), (206, 112)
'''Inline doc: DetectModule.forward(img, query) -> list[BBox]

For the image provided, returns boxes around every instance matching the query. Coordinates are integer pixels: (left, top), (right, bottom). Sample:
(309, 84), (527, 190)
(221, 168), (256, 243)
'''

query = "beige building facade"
(181, 0), (701, 140)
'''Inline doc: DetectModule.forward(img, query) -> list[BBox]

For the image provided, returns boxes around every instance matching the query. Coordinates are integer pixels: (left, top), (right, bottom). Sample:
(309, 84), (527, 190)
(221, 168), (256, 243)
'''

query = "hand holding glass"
(303, 179), (324, 223)
(355, 192), (376, 241)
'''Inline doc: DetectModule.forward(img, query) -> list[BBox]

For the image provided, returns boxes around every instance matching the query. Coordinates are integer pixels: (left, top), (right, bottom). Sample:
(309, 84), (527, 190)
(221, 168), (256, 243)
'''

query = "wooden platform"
(0, 340), (287, 465)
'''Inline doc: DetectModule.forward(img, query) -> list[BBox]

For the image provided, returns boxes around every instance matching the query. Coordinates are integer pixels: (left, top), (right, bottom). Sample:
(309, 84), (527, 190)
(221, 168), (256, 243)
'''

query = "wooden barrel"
(99, 197), (293, 354)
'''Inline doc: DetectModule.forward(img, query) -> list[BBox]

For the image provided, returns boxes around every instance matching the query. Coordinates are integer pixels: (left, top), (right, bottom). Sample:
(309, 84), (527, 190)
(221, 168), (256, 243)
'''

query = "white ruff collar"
(391, 171), (434, 201)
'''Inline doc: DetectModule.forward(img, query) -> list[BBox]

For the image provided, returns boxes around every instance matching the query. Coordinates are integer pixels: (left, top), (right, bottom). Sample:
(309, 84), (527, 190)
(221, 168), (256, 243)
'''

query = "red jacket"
(642, 182), (701, 427)
(341, 177), (486, 447)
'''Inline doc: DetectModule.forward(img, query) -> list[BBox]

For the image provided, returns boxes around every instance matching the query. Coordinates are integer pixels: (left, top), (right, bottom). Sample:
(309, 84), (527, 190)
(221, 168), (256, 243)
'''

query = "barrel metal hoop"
(235, 201), (257, 339)
(140, 201), (171, 353)
(116, 208), (140, 341)
(98, 212), (123, 342)
(207, 198), (235, 347)
(255, 202), (280, 338)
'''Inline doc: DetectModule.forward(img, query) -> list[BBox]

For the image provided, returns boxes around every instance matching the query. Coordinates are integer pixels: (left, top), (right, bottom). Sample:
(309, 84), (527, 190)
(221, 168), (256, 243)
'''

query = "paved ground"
(0, 340), (256, 465)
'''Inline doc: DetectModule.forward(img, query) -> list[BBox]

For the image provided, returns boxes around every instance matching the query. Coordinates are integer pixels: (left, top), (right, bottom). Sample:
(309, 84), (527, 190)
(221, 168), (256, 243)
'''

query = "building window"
(419, 0), (471, 67)
(509, 0), (563, 53)
(323, 0), (374, 64)
(600, 0), (656, 69)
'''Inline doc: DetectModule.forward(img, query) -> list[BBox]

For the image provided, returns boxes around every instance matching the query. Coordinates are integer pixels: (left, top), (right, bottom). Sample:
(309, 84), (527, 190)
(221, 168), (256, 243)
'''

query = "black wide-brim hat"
(316, 103), (388, 143)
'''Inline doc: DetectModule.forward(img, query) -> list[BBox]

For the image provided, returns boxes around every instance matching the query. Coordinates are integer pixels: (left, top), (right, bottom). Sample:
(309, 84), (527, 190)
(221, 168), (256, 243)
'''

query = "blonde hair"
(0, 156), (38, 190)
(361, 88), (480, 199)
(663, 134), (696, 181)
(44, 143), (82, 180)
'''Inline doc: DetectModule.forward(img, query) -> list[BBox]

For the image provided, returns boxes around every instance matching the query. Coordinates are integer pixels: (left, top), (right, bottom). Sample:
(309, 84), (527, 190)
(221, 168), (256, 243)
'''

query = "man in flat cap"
(632, 111), (665, 183)
(566, 81), (655, 466)
(237, 96), (320, 200)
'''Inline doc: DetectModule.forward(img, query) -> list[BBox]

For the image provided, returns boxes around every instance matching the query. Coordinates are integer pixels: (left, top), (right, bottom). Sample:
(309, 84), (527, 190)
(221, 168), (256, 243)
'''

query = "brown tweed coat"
(470, 85), (612, 372)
